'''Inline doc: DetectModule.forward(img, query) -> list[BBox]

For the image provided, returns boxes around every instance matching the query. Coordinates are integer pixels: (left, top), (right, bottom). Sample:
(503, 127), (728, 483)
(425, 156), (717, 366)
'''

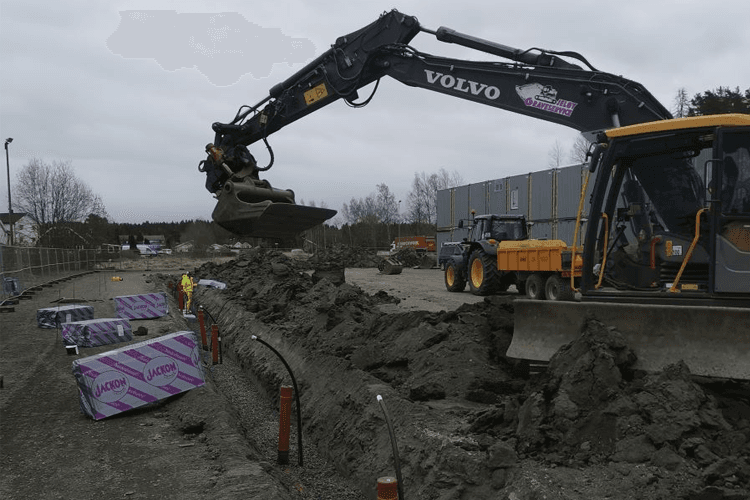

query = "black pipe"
(377, 395), (405, 500)
(252, 335), (304, 467)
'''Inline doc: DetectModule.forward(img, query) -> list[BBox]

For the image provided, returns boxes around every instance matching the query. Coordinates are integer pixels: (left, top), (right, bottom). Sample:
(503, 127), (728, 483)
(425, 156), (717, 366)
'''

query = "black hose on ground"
(377, 394), (405, 500)
(252, 335), (304, 467)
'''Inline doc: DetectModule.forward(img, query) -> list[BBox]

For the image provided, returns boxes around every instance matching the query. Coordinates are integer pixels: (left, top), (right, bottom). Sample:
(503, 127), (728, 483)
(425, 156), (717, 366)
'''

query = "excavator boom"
(200, 9), (669, 239)
(199, 10), (750, 379)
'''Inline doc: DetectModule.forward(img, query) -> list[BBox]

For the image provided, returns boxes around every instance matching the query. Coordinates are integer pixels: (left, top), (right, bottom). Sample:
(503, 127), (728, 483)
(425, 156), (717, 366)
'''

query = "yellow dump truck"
(495, 240), (582, 301)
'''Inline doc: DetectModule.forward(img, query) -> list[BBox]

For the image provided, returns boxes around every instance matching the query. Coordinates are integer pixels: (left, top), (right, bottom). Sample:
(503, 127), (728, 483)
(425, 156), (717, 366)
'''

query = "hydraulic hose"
(377, 395), (404, 500)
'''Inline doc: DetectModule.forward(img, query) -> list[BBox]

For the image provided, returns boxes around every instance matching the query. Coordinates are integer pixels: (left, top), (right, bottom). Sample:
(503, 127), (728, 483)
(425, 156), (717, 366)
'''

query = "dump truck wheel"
(545, 274), (574, 301)
(525, 273), (546, 300)
(468, 250), (500, 296)
(444, 262), (466, 292)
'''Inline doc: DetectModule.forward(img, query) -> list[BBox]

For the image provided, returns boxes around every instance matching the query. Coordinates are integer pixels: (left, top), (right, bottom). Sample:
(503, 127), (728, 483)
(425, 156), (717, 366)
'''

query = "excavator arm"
(200, 9), (670, 238)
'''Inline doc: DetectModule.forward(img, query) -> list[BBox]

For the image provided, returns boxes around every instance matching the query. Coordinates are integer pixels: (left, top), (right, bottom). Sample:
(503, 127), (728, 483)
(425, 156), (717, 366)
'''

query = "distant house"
(143, 235), (166, 245)
(173, 241), (194, 253)
(0, 213), (38, 246)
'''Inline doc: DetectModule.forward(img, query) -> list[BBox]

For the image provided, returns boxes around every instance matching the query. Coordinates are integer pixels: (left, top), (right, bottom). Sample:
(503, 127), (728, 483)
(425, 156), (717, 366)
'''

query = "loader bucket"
(378, 258), (403, 275)
(418, 254), (437, 269)
(212, 180), (336, 239)
(508, 300), (750, 380)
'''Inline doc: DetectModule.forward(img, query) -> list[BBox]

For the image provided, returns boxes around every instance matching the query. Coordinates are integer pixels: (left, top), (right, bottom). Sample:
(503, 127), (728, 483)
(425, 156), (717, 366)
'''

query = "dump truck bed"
(496, 239), (582, 276)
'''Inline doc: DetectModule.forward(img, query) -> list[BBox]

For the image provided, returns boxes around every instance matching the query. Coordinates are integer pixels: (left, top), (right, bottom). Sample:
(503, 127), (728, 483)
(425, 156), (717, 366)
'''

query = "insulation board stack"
(61, 318), (133, 348)
(71, 331), (205, 420)
(37, 304), (95, 329)
(114, 292), (169, 319)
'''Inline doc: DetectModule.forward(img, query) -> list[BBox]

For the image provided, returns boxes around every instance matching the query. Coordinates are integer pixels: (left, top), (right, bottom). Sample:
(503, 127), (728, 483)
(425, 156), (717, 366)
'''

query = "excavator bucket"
(211, 179), (336, 239)
(508, 300), (750, 380)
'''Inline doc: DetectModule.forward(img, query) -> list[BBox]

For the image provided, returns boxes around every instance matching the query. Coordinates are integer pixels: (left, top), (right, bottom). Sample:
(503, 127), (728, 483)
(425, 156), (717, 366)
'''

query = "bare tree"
(14, 159), (108, 227)
(375, 183), (398, 224)
(548, 140), (565, 168)
(569, 135), (592, 164)
(672, 87), (690, 118)
(341, 194), (376, 225)
(406, 168), (463, 224)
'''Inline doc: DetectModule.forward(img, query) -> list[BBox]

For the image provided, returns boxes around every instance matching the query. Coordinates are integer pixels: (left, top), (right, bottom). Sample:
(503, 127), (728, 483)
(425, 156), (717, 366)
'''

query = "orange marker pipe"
(177, 286), (184, 311)
(278, 385), (293, 465)
(197, 310), (208, 350)
(377, 476), (398, 499)
(211, 325), (219, 365)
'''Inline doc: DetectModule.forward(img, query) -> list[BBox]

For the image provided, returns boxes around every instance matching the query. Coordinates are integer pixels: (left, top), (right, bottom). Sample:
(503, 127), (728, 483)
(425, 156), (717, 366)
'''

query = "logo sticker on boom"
(516, 83), (578, 117)
(424, 70), (500, 100)
(304, 83), (328, 106)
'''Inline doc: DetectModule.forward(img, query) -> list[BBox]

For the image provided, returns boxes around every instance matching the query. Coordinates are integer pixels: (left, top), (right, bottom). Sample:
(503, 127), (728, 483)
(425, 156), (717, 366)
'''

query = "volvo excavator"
(198, 10), (750, 379)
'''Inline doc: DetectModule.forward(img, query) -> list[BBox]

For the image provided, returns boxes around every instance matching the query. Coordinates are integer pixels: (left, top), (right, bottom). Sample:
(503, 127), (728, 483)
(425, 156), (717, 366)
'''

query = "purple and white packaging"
(61, 318), (133, 348)
(114, 292), (169, 319)
(37, 304), (95, 329)
(71, 331), (205, 420)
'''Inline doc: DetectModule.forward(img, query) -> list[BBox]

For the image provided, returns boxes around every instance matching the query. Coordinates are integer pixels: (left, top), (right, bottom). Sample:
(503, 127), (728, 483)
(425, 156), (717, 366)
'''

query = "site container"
(436, 163), (589, 247)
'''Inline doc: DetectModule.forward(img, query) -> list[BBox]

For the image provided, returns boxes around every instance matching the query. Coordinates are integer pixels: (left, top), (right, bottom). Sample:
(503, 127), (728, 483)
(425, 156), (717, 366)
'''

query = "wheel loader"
(196, 10), (749, 379)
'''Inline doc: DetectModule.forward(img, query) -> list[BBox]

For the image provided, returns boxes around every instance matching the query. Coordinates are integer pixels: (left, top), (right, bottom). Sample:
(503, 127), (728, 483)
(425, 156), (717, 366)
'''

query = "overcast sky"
(1, 0), (748, 226)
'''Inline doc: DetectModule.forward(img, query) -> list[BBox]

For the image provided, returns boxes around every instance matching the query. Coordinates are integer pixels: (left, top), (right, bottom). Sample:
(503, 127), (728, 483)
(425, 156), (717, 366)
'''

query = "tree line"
(7, 159), (463, 250)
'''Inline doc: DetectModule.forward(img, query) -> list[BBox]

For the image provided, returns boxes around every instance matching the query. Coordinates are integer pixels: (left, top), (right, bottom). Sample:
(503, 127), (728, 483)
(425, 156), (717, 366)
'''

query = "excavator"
(198, 10), (750, 379)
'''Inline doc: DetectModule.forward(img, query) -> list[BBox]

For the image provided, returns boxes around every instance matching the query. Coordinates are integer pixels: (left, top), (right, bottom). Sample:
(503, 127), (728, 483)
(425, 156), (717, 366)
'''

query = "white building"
(0, 213), (38, 246)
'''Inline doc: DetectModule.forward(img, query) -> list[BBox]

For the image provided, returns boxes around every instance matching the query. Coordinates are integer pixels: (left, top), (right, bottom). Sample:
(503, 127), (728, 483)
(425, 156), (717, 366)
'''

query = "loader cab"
(581, 114), (750, 301)
(465, 214), (528, 243)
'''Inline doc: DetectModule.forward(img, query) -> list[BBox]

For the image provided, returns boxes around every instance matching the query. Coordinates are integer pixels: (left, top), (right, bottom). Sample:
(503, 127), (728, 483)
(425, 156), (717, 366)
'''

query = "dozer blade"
(508, 300), (750, 380)
(211, 179), (337, 239)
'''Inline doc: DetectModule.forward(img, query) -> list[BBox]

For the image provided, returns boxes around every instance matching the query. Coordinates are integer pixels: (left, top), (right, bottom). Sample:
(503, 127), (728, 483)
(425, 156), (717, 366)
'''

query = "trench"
(187, 281), (520, 500)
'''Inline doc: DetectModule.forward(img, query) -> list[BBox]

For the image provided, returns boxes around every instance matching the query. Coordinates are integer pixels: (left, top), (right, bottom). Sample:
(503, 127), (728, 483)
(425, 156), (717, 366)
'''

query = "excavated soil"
(189, 247), (750, 500)
(2, 248), (748, 500)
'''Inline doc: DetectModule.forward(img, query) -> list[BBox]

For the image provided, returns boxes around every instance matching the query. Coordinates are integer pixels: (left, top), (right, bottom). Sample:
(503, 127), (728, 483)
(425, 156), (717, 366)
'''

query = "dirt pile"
(307, 244), (381, 269)
(510, 318), (750, 497)
(190, 249), (750, 499)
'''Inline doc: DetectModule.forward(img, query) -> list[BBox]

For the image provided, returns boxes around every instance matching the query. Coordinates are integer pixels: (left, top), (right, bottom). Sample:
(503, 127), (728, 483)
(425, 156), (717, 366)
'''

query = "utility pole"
(4, 138), (13, 246)
(398, 200), (402, 239)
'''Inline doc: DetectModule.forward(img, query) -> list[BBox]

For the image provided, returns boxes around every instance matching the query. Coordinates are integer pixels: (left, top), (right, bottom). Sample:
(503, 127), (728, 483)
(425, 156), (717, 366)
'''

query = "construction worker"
(180, 271), (197, 313)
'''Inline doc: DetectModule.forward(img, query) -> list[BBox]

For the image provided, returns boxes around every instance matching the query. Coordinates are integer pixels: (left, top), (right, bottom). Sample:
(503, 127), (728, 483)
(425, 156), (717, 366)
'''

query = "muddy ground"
(194, 247), (750, 499)
(1, 249), (749, 500)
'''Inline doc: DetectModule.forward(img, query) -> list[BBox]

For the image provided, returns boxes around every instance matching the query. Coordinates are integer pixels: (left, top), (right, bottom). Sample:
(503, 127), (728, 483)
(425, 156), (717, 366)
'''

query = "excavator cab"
(581, 115), (750, 299)
(511, 115), (750, 381)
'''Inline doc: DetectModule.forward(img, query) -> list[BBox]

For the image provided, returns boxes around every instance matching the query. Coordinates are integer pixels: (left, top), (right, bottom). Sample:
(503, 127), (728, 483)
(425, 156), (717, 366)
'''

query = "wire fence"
(0, 244), (122, 299)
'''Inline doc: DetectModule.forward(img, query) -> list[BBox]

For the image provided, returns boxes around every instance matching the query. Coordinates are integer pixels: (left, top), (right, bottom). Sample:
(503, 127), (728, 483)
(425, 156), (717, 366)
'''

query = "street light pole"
(398, 200), (401, 239)
(4, 138), (13, 246)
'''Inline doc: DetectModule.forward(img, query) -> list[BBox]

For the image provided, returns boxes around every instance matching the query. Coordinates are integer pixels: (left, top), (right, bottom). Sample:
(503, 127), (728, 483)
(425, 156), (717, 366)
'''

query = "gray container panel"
(529, 221), (553, 241)
(557, 164), (585, 219)
(437, 189), (453, 228)
(488, 178), (507, 215)
(557, 219), (588, 247)
(437, 231), (452, 249)
(530, 170), (554, 222)
(455, 185), (470, 222)
(506, 174), (529, 217)
(469, 182), (487, 215)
